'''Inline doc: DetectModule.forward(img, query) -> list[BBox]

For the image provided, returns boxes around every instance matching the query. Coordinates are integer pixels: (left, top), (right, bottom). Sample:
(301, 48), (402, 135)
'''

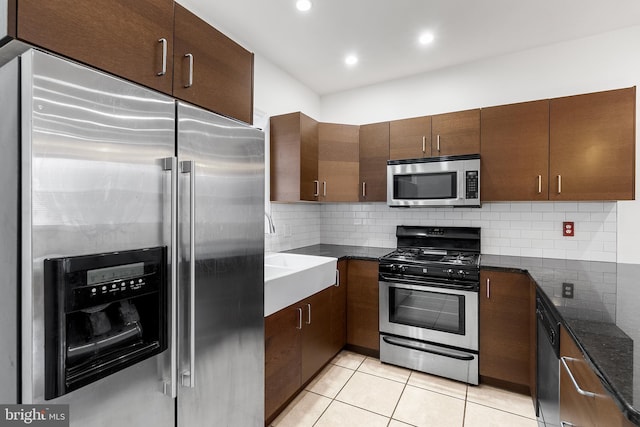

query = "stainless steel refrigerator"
(0, 49), (264, 426)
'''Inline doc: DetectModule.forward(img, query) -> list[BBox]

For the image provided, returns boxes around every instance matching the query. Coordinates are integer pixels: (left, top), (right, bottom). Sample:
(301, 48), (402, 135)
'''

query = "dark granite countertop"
(279, 247), (639, 424)
(482, 254), (639, 426)
(282, 244), (392, 261)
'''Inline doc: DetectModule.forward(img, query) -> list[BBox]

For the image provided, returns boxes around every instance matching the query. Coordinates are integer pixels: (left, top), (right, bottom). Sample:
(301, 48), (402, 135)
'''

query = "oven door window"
(393, 172), (457, 200)
(389, 287), (465, 335)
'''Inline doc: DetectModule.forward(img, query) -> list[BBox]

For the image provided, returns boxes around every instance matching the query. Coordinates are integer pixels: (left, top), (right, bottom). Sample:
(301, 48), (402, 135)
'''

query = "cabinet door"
(329, 260), (348, 356)
(16, 0), (174, 94)
(359, 122), (390, 202)
(479, 270), (531, 388)
(431, 109), (480, 156)
(559, 326), (634, 427)
(481, 101), (550, 201)
(301, 288), (334, 384)
(265, 305), (302, 421)
(173, 4), (254, 124)
(550, 87), (635, 201)
(346, 260), (380, 354)
(270, 112), (319, 202)
(389, 116), (431, 159)
(318, 123), (360, 202)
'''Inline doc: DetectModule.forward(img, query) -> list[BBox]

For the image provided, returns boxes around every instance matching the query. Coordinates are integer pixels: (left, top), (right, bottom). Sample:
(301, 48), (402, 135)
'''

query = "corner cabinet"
(14, 0), (175, 94)
(173, 4), (253, 124)
(359, 122), (390, 201)
(559, 326), (634, 427)
(270, 112), (319, 202)
(318, 123), (360, 202)
(549, 87), (635, 201)
(481, 100), (550, 201)
(479, 270), (534, 391)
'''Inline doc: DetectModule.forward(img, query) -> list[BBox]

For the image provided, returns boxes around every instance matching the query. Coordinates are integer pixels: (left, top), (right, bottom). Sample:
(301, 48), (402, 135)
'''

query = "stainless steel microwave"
(387, 154), (480, 207)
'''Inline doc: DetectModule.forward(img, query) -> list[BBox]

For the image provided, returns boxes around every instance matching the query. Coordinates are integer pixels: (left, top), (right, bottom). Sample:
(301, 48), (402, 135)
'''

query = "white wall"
(318, 25), (640, 264)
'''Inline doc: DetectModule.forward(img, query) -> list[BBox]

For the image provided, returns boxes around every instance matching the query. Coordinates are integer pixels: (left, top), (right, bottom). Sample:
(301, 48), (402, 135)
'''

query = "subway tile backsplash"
(267, 201), (617, 262)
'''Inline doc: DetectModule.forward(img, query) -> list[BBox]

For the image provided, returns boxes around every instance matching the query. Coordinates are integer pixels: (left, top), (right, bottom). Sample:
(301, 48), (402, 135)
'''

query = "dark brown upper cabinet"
(431, 109), (480, 156)
(359, 122), (390, 202)
(389, 116), (431, 160)
(173, 3), (254, 124)
(318, 123), (360, 202)
(15, 0), (175, 95)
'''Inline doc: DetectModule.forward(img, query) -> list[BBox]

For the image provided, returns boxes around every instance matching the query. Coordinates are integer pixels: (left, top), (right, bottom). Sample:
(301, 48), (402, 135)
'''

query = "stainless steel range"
(379, 225), (481, 384)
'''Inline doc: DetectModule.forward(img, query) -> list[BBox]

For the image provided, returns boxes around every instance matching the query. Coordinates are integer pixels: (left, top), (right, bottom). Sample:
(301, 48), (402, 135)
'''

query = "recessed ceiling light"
(345, 55), (358, 66)
(296, 0), (312, 12)
(419, 32), (435, 45)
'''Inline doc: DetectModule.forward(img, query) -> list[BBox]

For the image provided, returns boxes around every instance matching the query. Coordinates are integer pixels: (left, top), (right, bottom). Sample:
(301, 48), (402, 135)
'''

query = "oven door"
(379, 279), (478, 351)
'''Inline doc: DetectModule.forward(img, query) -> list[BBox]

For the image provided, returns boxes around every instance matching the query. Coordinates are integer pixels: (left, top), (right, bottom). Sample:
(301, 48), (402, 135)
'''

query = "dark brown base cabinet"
(560, 326), (634, 427)
(479, 270), (534, 393)
(264, 284), (343, 424)
(346, 260), (380, 355)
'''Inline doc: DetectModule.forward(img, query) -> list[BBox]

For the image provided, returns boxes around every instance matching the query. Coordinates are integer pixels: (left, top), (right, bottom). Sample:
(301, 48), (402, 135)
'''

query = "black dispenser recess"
(44, 247), (167, 400)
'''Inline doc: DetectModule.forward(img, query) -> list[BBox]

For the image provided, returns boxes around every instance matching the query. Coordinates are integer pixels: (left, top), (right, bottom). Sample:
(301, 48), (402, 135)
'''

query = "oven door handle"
(382, 336), (476, 361)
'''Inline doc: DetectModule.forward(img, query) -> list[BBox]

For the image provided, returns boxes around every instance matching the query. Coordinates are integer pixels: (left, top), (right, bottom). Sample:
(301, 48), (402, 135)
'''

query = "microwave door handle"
(180, 161), (197, 388)
(162, 157), (178, 398)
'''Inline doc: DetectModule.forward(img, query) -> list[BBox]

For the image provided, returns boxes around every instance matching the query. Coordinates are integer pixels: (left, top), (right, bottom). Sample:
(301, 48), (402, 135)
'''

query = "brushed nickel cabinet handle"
(313, 180), (320, 197)
(306, 303), (312, 325)
(537, 175), (542, 194)
(422, 136), (426, 153)
(184, 53), (194, 88)
(335, 269), (340, 287)
(557, 175), (562, 194)
(296, 308), (303, 330)
(560, 357), (597, 398)
(486, 278), (491, 299)
(437, 134), (441, 152)
(323, 181), (327, 197)
(157, 38), (167, 76)
(362, 182), (366, 197)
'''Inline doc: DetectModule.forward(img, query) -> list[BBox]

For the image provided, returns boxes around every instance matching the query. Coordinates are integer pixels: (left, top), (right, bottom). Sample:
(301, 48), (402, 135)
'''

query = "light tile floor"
(271, 350), (538, 427)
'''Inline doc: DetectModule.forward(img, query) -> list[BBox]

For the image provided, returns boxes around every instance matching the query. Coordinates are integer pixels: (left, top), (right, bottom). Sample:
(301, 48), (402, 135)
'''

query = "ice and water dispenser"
(44, 247), (167, 399)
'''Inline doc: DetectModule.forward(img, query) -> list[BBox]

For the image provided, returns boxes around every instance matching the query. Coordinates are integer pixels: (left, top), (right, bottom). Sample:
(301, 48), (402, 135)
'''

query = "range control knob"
(445, 268), (454, 277)
(457, 270), (467, 277)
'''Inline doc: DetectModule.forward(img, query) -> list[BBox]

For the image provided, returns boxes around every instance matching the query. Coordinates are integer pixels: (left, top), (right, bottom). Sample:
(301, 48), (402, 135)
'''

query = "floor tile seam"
(388, 381), (410, 426)
(403, 382), (467, 402)
(354, 368), (411, 385)
(464, 400), (537, 421)
(306, 364), (358, 400)
(329, 396), (394, 421)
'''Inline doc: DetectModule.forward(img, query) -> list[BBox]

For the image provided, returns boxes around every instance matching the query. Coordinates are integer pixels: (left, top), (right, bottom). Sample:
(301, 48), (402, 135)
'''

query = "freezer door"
(22, 50), (175, 427)
(0, 57), (18, 404)
(176, 102), (265, 426)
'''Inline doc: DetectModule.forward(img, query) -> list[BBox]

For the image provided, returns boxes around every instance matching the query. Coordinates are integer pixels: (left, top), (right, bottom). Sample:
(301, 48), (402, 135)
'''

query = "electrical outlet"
(562, 282), (574, 299)
(563, 221), (574, 237)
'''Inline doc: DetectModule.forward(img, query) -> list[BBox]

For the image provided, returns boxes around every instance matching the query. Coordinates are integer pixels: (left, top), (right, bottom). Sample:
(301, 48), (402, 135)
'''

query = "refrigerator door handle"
(162, 157), (178, 398)
(180, 160), (197, 388)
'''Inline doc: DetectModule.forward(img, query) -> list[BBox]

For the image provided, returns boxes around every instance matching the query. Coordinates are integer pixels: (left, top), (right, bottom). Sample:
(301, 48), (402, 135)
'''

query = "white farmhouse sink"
(264, 253), (338, 316)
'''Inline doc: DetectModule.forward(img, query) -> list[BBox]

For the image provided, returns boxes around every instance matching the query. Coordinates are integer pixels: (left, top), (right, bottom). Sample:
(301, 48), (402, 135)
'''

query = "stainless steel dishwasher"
(536, 289), (561, 427)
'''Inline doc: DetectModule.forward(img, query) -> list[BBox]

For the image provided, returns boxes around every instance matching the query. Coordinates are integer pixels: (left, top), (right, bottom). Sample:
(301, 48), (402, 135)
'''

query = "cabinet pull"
(486, 278), (490, 299)
(157, 38), (167, 76)
(306, 303), (312, 325)
(296, 308), (303, 330)
(362, 182), (366, 198)
(437, 134), (441, 152)
(560, 357), (597, 398)
(335, 269), (340, 287)
(422, 136), (426, 153)
(537, 175), (542, 194)
(184, 53), (194, 88)
(313, 180), (320, 197)
(557, 175), (562, 194)
(323, 181), (327, 197)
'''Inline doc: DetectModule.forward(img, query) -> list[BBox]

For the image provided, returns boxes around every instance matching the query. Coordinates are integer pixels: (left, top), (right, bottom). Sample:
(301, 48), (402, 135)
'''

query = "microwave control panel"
(465, 171), (479, 199)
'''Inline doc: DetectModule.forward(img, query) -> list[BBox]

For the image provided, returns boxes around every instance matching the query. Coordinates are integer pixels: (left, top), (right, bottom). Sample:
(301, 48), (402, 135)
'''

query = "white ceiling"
(178, 0), (640, 95)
